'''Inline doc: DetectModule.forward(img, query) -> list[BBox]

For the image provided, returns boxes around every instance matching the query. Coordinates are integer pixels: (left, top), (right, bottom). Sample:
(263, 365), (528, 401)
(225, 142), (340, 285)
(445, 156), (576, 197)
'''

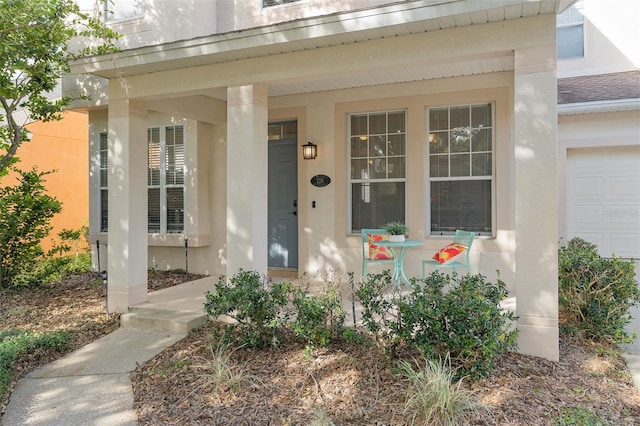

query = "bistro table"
(375, 239), (423, 292)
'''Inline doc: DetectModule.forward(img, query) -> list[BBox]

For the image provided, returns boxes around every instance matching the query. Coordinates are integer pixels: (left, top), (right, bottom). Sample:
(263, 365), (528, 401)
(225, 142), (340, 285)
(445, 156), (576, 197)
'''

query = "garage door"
(567, 146), (640, 259)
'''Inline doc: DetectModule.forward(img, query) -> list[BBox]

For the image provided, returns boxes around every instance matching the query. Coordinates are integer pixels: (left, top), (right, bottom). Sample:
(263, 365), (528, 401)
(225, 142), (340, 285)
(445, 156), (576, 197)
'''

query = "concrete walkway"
(3, 274), (640, 425)
(2, 277), (215, 426)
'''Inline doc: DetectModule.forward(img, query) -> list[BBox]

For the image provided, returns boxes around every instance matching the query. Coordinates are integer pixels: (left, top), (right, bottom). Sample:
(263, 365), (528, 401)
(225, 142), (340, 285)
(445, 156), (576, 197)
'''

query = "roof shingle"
(558, 71), (640, 104)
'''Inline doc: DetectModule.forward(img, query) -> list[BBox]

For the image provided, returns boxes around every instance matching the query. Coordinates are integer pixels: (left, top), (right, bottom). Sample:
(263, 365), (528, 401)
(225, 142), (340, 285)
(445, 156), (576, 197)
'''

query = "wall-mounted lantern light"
(302, 141), (318, 160)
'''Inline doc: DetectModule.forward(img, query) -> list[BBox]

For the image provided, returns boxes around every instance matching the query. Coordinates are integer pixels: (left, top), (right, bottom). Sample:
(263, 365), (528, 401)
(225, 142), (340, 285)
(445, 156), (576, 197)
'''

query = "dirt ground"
(2, 272), (640, 425)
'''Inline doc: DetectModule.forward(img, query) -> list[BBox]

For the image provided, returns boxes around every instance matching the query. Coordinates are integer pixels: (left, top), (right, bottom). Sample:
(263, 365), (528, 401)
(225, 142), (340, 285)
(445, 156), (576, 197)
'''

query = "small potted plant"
(384, 221), (408, 242)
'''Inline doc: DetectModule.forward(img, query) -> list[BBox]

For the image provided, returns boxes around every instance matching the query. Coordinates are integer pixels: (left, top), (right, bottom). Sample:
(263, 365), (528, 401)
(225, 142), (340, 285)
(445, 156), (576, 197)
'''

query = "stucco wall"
(87, 14), (555, 288)
(557, 0), (640, 78)
(1, 111), (89, 252)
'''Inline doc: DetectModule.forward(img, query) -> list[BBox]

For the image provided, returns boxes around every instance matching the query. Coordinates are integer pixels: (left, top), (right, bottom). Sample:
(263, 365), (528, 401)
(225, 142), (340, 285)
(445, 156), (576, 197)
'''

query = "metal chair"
(361, 228), (395, 277)
(422, 229), (475, 278)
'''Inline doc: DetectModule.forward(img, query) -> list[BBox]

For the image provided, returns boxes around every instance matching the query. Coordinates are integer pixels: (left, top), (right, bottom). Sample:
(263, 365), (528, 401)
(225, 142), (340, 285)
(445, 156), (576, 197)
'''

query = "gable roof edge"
(558, 98), (640, 115)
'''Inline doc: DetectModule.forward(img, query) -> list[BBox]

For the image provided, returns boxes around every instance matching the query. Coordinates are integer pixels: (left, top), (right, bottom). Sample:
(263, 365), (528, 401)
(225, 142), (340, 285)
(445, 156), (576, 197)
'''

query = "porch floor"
(131, 275), (218, 314)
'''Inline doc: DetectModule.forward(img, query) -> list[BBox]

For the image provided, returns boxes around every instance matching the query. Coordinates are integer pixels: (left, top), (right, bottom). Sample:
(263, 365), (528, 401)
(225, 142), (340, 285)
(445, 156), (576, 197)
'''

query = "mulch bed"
(131, 323), (640, 425)
(2, 271), (640, 425)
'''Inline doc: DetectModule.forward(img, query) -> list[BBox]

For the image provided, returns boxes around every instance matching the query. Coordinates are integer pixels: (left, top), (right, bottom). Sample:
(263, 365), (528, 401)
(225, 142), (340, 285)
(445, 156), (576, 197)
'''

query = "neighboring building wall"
(556, 0), (640, 351)
(557, 0), (640, 78)
(557, 0), (640, 251)
(0, 111), (89, 252)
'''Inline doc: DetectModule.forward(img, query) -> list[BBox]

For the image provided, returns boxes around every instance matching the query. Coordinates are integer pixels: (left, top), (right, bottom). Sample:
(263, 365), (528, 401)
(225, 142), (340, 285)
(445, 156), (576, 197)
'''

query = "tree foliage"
(0, 168), (61, 287)
(0, 0), (119, 174)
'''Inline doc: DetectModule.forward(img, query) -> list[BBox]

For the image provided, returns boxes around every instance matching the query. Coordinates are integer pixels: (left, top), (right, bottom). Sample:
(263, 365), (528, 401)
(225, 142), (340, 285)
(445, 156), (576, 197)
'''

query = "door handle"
(289, 211), (297, 216)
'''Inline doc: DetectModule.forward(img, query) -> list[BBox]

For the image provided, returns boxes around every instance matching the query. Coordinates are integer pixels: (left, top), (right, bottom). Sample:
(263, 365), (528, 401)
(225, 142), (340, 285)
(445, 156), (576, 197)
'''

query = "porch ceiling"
(70, 0), (570, 99)
(194, 51), (515, 101)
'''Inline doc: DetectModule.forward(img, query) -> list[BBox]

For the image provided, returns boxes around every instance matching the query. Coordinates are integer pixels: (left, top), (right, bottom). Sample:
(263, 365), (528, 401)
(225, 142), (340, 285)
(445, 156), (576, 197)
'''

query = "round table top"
(375, 239), (423, 248)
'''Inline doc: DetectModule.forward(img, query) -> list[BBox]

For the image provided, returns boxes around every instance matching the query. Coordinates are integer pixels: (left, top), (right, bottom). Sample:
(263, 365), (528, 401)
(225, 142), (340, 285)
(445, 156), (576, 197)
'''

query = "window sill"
(148, 233), (210, 247)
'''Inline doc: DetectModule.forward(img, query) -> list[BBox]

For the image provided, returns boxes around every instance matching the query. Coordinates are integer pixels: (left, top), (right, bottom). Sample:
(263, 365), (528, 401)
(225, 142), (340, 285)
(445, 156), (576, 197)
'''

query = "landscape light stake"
(184, 237), (188, 277)
(96, 240), (101, 272)
(101, 270), (109, 319)
(349, 271), (356, 328)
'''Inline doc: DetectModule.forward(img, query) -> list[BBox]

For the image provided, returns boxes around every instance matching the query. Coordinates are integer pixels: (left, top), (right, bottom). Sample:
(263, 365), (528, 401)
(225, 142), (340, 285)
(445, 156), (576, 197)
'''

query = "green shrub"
(0, 329), (70, 401)
(204, 269), (293, 348)
(354, 270), (402, 353)
(11, 252), (92, 287)
(403, 272), (518, 380)
(47, 226), (90, 258)
(356, 271), (518, 380)
(291, 280), (346, 349)
(0, 168), (61, 288)
(558, 238), (639, 343)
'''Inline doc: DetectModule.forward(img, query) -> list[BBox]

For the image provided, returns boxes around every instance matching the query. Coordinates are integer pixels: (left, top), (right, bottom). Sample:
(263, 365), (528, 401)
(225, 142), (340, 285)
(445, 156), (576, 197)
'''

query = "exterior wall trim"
(558, 98), (640, 115)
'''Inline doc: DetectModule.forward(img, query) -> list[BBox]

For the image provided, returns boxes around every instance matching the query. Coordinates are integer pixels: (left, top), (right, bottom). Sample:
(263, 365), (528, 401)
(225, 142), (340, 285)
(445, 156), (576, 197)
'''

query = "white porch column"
(513, 36), (559, 360)
(226, 84), (269, 275)
(107, 99), (148, 312)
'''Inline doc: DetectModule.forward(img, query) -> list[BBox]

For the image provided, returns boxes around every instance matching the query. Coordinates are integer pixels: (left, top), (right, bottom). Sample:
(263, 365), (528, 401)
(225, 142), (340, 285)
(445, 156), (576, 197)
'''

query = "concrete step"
(120, 308), (207, 334)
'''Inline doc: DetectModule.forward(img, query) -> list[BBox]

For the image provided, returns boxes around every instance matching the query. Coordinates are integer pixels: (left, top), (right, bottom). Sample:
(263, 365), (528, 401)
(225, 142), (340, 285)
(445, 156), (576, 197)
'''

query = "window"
(349, 111), (406, 232)
(428, 104), (493, 235)
(103, 0), (144, 22)
(99, 132), (108, 232)
(557, 0), (584, 59)
(148, 125), (185, 234)
(264, 0), (301, 7)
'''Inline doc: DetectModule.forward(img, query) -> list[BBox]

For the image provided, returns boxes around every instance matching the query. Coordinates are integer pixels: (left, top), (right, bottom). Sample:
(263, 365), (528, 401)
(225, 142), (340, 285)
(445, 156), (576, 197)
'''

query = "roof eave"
(69, 0), (560, 79)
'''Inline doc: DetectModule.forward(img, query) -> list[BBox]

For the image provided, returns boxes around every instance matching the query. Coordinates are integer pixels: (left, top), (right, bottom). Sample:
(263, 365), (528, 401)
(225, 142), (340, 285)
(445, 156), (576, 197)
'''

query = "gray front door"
(268, 139), (298, 269)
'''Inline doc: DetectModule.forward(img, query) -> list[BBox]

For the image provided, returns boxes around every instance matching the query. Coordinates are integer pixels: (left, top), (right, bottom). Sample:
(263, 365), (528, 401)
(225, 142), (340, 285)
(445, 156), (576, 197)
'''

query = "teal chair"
(422, 229), (475, 278)
(361, 228), (395, 277)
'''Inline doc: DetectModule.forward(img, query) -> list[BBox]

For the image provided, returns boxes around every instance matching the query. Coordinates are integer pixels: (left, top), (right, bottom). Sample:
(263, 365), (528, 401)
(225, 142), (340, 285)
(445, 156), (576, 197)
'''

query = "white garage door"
(567, 146), (640, 259)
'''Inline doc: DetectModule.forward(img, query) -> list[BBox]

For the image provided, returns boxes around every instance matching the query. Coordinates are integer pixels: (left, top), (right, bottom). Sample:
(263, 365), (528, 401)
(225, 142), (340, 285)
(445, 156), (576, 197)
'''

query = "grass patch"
(189, 342), (246, 396)
(552, 405), (611, 426)
(395, 355), (483, 426)
(0, 329), (70, 401)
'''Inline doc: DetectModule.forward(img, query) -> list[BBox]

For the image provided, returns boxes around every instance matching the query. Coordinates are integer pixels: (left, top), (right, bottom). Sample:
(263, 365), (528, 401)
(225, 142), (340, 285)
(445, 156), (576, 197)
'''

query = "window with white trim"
(557, 0), (584, 60)
(264, 0), (301, 7)
(349, 110), (406, 232)
(427, 104), (493, 235)
(103, 0), (144, 22)
(148, 125), (185, 234)
(99, 132), (108, 232)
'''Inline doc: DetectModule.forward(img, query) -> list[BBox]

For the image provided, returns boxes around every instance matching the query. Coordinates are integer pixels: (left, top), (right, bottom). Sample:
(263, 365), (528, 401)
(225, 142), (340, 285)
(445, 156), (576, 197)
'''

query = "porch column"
(107, 99), (148, 312)
(513, 34), (559, 360)
(226, 84), (268, 275)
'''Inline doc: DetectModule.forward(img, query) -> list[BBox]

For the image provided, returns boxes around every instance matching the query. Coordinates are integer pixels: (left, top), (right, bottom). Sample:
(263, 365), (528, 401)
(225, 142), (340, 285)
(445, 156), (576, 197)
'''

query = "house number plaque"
(311, 174), (331, 187)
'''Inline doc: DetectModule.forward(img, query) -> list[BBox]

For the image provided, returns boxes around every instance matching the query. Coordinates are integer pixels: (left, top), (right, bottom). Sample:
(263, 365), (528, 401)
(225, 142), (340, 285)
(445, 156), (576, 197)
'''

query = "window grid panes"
(147, 125), (185, 234)
(428, 104), (493, 235)
(99, 132), (108, 232)
(556, 0), (584, 59)
(349, 110), (406, 232)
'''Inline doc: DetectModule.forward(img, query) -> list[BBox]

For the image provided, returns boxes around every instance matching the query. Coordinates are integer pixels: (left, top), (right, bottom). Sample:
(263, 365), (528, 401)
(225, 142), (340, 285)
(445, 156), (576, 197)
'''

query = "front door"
(268, 127), (298, 269)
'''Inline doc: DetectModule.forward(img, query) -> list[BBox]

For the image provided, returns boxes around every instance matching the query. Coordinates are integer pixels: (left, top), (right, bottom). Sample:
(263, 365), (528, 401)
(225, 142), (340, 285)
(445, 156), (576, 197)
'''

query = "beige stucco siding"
(83, 10), (559, 359)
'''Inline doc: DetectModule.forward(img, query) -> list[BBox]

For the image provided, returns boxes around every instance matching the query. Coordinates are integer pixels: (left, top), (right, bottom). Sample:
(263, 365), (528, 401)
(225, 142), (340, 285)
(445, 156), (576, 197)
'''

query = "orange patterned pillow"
(432, 243), (467, 264)
(367, 234), (394, 260)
